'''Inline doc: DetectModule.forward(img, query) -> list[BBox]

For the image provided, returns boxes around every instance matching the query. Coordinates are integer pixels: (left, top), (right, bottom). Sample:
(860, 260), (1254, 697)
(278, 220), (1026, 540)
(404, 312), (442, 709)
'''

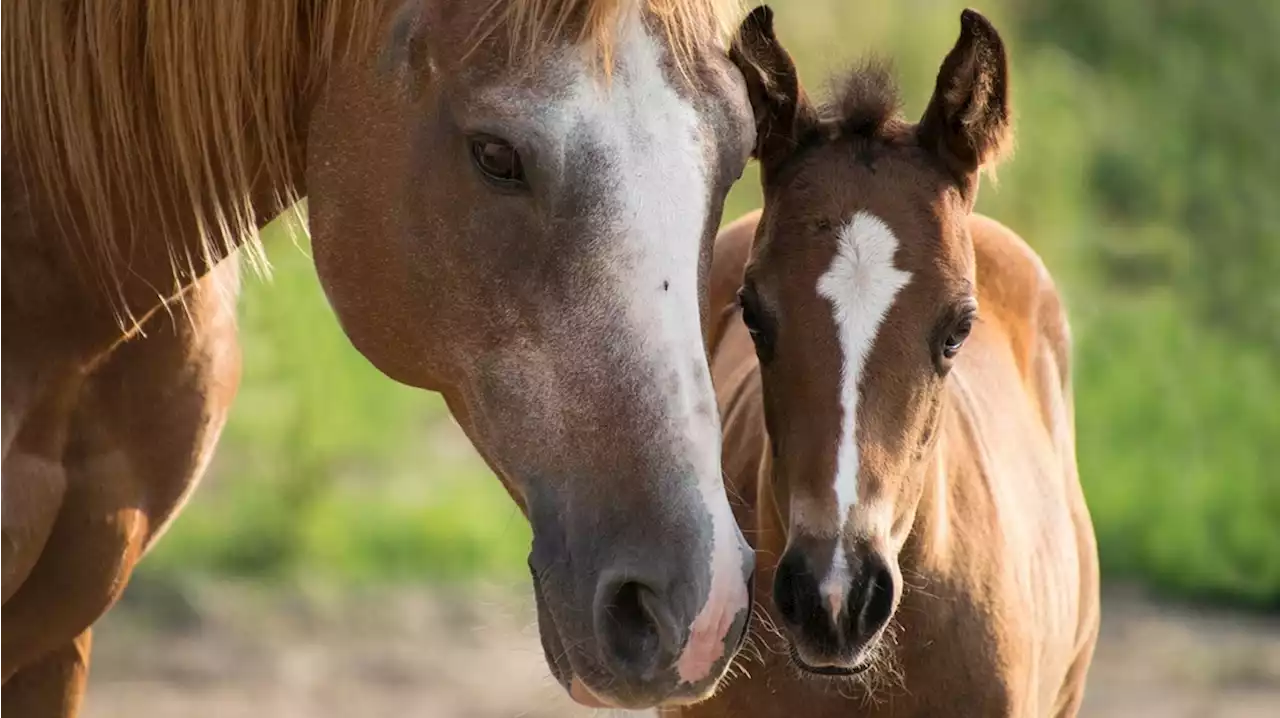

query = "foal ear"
(729, 6), (817, 172)
(918, 9), (1012, 192)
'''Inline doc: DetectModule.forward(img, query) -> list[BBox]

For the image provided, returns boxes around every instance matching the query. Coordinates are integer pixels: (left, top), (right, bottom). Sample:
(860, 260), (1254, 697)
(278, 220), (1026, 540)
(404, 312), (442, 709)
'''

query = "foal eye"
(469, 135), (526, 189)
(737, 287), (774, 362)
(937, 305), (977, 370)
(942, 316), (973, 359)
(736, 289), (762, 336)
(739, 293), (761, 335)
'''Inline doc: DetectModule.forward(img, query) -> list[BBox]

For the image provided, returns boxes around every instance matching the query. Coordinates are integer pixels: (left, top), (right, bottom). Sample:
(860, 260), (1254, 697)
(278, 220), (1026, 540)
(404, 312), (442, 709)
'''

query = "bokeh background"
(86, 1), (1279, 716)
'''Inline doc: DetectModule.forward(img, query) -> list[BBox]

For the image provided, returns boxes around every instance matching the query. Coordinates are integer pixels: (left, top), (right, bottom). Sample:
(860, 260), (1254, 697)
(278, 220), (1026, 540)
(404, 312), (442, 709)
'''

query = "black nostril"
(596, 580), (678, 680)
(772, 549), (809, 628)
(857, 563), (895, 637)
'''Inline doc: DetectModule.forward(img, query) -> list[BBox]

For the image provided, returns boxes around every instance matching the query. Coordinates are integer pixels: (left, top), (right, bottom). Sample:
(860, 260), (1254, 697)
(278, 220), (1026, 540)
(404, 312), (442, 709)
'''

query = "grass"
(1072, 296), (1280, 608)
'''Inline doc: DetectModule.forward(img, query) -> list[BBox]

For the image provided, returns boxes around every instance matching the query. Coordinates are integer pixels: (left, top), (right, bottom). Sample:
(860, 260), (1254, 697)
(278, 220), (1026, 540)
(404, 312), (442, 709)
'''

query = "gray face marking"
(475, 11), (750, 687)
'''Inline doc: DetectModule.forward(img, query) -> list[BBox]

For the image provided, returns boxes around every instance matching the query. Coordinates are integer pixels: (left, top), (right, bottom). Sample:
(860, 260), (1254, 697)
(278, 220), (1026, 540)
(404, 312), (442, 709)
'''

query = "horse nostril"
(597, 580), (679, 680)
(857, 562), (895, 638)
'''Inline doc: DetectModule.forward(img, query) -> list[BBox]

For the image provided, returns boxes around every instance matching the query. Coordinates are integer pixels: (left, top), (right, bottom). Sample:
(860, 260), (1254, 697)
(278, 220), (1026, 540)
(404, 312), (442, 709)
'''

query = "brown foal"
(673, 7), (1100, 716)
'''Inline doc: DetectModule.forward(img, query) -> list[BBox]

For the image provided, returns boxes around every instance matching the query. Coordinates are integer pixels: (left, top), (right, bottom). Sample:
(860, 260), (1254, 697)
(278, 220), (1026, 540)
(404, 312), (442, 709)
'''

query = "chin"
(788, 643), (875, 679)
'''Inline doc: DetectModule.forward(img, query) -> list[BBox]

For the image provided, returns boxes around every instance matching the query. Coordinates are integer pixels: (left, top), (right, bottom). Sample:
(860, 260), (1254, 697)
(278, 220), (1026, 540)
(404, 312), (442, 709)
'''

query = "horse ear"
(918, 9), (1012, 192)
(729, 6), (817, 172)
(381, 0), (435, 97)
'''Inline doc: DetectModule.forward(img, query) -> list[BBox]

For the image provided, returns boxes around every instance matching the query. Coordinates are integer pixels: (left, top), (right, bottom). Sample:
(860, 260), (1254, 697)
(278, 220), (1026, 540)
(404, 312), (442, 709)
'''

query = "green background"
(141, 0), (1280, 609)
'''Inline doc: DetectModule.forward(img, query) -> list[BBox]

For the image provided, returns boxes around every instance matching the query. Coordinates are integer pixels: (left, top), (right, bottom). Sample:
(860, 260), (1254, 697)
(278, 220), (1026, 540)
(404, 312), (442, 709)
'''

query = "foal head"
(307, 0), (755, 708)
(729, 7), (1012, 675)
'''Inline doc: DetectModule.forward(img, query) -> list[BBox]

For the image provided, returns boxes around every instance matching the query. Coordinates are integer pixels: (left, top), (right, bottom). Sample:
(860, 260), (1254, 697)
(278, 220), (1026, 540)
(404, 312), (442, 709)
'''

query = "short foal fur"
(673, 8), (1100, 716)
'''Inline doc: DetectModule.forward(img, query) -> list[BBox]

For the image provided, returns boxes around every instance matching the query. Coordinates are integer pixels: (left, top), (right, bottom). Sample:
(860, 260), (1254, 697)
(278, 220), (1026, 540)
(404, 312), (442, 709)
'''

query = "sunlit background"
(86, 1), (1279, 716)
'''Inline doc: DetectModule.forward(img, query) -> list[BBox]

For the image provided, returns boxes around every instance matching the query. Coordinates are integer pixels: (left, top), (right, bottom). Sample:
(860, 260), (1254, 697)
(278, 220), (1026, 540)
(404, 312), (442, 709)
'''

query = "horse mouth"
(529, 561), (623, 709)
(530, 558), (754, 709)
(788, 643), (872, 677)
(529, 562), (576, 689)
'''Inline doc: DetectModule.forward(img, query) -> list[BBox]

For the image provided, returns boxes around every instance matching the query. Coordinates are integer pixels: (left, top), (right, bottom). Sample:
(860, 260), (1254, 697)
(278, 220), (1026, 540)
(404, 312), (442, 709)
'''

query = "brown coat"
(671, 209), (1100, 717)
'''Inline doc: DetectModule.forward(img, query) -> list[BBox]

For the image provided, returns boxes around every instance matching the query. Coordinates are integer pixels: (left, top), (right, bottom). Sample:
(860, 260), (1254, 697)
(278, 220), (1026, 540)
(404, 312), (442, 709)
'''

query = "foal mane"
(818, 58), (1010, 178)
(825, 59), (903, 141)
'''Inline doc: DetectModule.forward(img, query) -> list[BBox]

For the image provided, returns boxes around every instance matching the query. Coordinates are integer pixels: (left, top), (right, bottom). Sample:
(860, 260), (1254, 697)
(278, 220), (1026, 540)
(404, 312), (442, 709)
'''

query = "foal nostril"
(772, 549), (813, 629)
(596, 579), (680, 680)
(855, 562), (895, 639)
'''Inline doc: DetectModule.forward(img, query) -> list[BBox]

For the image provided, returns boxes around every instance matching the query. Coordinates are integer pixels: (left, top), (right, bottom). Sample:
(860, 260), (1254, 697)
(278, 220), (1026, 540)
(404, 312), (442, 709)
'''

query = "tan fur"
(2, 2), (758, 713)
(670, 9), (1100, 716)
(1, 0), (739, 328)
(1, 1), (381, 324)
(675, 210), (1099, 718)
(2, 261), (242, 711)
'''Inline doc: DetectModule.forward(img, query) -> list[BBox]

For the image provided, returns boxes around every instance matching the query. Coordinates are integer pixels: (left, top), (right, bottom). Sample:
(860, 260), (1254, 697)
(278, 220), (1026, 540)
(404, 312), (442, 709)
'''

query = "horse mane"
(2, 0), (388, 325)
(1, 0), (738, 327)
(480, 0), (742, 76)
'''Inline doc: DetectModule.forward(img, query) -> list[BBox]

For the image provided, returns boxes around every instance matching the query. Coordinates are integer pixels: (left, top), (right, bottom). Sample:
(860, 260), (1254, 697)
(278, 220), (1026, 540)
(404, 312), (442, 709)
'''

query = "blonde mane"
(483, 0), (741, 75)
(2, 0), (387, 325)
(1, 0), (739, 328)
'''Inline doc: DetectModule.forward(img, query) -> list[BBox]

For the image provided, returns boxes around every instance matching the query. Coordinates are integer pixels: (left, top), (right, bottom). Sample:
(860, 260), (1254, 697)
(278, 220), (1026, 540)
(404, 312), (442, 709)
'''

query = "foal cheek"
(888, 494), (923, 550)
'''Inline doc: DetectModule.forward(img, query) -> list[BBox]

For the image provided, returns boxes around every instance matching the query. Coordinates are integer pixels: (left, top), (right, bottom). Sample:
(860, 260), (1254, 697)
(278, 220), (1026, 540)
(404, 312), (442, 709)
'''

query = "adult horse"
(673, 8), (1100, 716)
(1, 1), (758, 713)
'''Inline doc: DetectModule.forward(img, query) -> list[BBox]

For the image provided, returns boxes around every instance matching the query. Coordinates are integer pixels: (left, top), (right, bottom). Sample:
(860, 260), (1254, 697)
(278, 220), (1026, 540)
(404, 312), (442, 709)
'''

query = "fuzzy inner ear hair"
(728, 5), (817, 170)
(917, 9), (1013, 184)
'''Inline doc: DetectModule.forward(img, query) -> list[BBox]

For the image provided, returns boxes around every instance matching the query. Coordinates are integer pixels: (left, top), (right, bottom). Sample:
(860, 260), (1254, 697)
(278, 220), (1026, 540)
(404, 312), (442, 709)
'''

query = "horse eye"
(470, 135), (526, 188)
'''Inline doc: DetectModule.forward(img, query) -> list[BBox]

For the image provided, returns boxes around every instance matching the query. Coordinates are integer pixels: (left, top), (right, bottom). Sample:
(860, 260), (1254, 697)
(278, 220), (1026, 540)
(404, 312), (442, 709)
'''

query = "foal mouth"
(788, 643), (873, 677)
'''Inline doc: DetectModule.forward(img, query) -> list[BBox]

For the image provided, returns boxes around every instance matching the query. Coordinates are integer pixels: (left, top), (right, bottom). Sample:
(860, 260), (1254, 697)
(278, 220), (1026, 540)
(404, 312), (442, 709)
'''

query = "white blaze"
(815, 212), (911, 616)
(511, 10), (748, 686)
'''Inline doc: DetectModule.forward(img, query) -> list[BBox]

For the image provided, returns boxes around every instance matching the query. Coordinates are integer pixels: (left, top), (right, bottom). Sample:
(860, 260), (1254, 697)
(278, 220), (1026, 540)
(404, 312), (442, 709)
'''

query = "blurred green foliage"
(142, 0), (1279, 607)
(143, 216), (532, 584)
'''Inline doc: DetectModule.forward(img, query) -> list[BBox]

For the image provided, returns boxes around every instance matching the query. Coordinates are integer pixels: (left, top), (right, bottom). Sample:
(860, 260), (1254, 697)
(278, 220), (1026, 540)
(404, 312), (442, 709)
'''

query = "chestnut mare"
(674, 8), (1100, 716)
(2, 1), (759, 713)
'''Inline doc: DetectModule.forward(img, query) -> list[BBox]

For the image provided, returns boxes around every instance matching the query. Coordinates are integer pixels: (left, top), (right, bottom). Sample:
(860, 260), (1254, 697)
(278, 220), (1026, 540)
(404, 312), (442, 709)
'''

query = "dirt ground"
(84, 581), (1280, 718)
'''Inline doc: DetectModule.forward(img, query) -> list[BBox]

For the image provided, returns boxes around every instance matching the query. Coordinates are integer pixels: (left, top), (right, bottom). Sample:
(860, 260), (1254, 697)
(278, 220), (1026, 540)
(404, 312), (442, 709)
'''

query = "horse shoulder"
(74, 259), (243, 554)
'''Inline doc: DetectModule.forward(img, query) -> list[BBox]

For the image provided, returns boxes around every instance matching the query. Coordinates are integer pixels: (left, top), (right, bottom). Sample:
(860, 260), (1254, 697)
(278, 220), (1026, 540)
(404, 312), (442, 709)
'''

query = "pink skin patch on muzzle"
(675, 485), (752, 685)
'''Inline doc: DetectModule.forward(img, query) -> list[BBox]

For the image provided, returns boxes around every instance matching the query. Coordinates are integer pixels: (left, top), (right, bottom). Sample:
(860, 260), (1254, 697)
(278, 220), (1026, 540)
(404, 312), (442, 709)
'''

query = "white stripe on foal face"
(814, 212), (911, 615)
